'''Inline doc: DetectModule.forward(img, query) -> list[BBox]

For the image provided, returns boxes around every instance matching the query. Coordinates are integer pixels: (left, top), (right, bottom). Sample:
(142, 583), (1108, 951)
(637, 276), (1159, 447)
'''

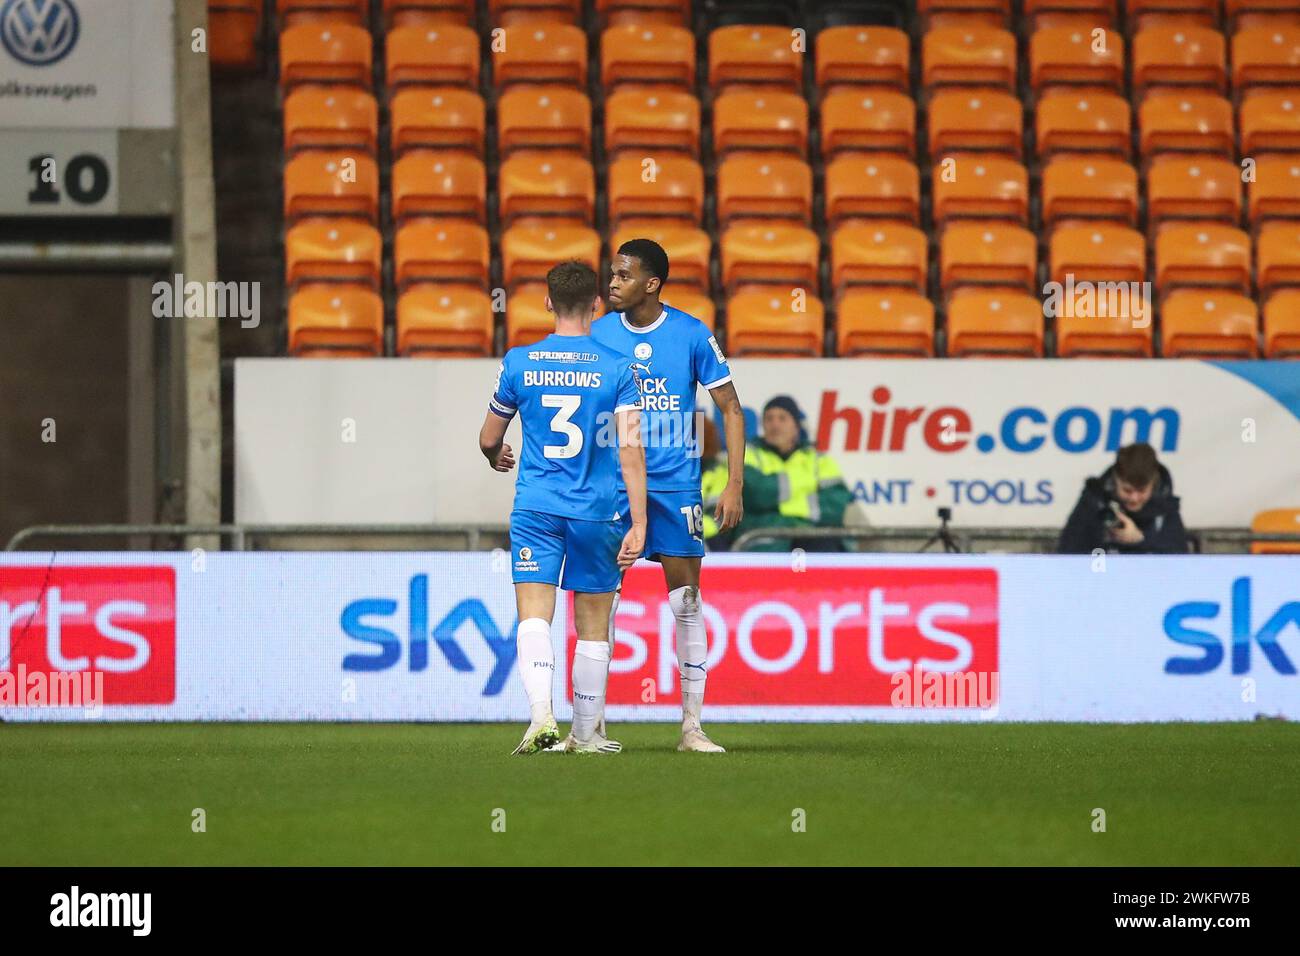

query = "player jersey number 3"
(541, 394), (583, 459)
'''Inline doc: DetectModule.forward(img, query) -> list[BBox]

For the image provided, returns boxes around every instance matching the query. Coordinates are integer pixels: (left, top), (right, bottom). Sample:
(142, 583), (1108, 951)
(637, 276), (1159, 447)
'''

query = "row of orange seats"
(279, 81), (1300, 170)
(286, 280), (1300, 358)
(274, 21), (1300, 97)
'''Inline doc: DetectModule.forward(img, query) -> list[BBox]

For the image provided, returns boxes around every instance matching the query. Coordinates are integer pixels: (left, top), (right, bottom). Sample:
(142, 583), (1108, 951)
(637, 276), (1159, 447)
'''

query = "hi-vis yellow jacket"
(732, 441), (854, 551)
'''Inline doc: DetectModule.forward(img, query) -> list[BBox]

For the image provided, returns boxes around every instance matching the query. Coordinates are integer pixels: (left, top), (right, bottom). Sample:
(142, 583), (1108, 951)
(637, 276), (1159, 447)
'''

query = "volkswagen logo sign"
(2, 0), (80, 67)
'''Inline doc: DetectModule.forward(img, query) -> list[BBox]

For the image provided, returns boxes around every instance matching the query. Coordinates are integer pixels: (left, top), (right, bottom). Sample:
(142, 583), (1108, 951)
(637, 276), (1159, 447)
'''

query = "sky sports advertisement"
(235, 358), (1300, 528)
(1, 552), (1295, 723)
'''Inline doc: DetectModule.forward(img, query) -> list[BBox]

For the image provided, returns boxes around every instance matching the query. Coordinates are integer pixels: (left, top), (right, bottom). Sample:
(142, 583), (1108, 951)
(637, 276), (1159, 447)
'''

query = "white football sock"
(516, 617), (554, 724)
(596, 589), (620, 732)
(572, 639), (611, 742)
(669, 585), (708, 729)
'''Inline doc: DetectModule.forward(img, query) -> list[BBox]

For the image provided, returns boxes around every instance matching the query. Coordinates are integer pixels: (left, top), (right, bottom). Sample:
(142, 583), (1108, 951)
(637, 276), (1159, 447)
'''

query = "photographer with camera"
(1057, 443), (1189, 555)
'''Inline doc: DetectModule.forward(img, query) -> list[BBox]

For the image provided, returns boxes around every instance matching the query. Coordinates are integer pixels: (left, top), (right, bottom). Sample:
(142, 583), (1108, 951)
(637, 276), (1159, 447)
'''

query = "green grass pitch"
(2, 722), (1297, 866)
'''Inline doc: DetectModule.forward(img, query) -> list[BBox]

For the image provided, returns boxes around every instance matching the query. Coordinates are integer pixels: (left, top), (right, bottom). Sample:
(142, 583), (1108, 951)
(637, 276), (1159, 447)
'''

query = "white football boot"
(677, 724), (726, 753)
(558, 731), (623, 754)
(511, 715), (561, 755)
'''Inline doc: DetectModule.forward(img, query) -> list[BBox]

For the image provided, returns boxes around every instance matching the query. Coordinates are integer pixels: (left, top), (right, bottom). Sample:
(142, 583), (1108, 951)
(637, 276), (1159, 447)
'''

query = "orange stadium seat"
(1155, 224), (1252, 294)
(712, 91), (809, 157)
(720, 224), (820, 292)
(1250, 508), (1300, 554)
(946, 290), (1045, 357)
(385, 24), (479, 88)
(288, 285), (384, 357)
(390, 151), (487, 222)
(389, 87), (485, 156)
(928, 89), (1023, 157)
(497, 86), (592, 156)
(396, 286), (494, 357)
(715, 155), (813, 226)
(382, 1), (475, 28)
(609, 224), (711, 292)
(601, 24), (695, 88)
(1263, 289), (1300, 357)
(660, 288), (715, 329)
(279, 23), (371, 88)
(1239, 90), (1300, 155)
(394, 220), (490, 289)
(1035, 91), (1132, 157)
(606, 155), (704, 228)
(210, 1), (262, 70)
(1050, 223), (1146, 283)
(1248, 154), (1300, 227)
(493, 24), (588, 87)
(1023, 0), (1117, 29)
(501, 223), (600, 289)
(930, 155), (1029, 225)
(283, 151), (379, 222)
(1232, 26), (1300, 94)
(836, 290), (935, 357)
(1147, 156), (1242, 231)
(727, 290), (825, 357)
(940, 222), (1037, 293)
(825, 155), (921, 228)
(1131, 26), (1226, 96)
(595, 0), (690, 28)
(1126, 0), (1219, 30)
(921, 26), (1017, 90)
(1139, 93), (1234, 161)
(1056, 310), (1154, 357)
(815, 25), (911, 92)
(497, 152), (595, 226)
(604, 88), (700, 157)
(1257, 221), (1300, 296)
(1041, 157), (1139, 226)
(283, 86), (378, 154)
(285, 219), (383, 287)
(278, 0), (367, 26)
(819, 89), (916, 157)
(1029, 26), (1125, 94)
(488, 0), (582, 27)
(830, 224), (928, 294)
(1160, 290), (1260, 358)
(506, 283), (557, 349)
(709, 25), (804, 92)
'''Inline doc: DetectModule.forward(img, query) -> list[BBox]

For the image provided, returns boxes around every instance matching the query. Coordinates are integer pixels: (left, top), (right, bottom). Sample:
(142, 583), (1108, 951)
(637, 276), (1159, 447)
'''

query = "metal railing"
(5, 522), (1299, 554)
(729, 526), (1300, 553)
(4, 523), (510, 552)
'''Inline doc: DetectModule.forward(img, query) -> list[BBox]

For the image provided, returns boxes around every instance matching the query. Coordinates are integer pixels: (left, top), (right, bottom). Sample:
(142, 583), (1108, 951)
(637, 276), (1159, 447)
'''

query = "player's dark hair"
(546, 260), (599, 317)
(1114, 442), (1159, 488)
(617, 238), (670, 285)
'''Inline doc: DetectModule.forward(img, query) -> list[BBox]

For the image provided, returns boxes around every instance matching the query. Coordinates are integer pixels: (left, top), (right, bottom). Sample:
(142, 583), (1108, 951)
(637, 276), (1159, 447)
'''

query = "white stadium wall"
(235, 358), (1300, 528)
(1, 552), (1297, 723)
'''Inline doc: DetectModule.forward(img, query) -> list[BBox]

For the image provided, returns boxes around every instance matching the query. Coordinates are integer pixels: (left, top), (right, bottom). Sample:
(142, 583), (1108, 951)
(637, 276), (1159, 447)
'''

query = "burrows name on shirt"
(522, 370), (603, 388)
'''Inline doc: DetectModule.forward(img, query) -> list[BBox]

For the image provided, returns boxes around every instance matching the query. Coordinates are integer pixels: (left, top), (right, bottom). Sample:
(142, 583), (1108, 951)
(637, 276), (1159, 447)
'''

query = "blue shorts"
(616, 488), (706, 561)
(509, 509), (623, 593)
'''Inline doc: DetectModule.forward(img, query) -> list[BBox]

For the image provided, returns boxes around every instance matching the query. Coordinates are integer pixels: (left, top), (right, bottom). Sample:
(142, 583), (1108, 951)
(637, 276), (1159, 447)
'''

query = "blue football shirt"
(489, 333), (644, 521)
(590, 304), (731, 492)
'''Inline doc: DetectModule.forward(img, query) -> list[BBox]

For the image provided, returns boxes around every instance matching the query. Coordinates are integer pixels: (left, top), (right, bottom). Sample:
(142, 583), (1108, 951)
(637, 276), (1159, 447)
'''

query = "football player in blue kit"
(479, 261), (648, 755)
(592, 239), (746, 753)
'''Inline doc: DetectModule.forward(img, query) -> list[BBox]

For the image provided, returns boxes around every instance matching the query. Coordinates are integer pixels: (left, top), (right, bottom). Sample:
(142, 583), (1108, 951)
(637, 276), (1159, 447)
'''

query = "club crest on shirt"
(634, 342), (653, 360)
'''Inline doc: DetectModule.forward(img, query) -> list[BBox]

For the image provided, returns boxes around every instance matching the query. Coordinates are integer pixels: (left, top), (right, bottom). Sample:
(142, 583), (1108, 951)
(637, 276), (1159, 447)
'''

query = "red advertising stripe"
(580, 565), (998, 707)
(0, 566), (176, 705)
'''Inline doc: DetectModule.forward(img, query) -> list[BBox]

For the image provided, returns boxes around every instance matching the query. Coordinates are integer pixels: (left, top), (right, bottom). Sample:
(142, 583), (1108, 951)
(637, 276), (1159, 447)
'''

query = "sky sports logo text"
(1165, 577), (1298, 675)
(814, 387), (1178, 455)
(0, 566), (177, 705)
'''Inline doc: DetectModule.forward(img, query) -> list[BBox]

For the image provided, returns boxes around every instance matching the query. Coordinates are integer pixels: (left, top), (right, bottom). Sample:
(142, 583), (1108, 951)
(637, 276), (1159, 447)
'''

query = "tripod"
(919, 507), (963, 554)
